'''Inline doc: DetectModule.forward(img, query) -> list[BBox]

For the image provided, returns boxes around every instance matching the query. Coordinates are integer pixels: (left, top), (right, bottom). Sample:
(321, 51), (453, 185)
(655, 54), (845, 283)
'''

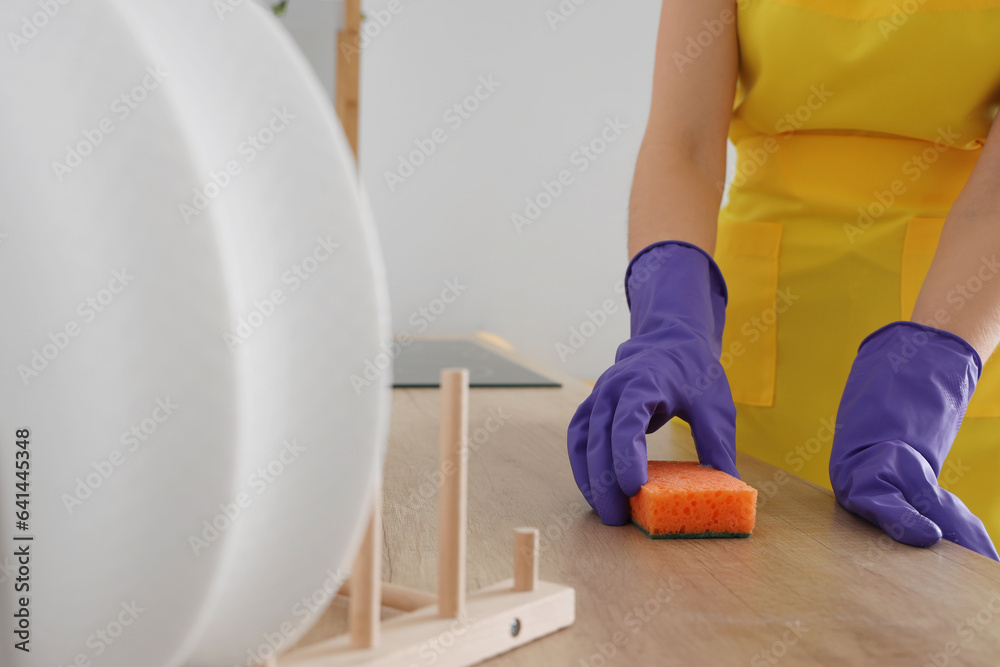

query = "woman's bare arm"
(628, 0), (739, 259)
(912, 118), (1000, 360)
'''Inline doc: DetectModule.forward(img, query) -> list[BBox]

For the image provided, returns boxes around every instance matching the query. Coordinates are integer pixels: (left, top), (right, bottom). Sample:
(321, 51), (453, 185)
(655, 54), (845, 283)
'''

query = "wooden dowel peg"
(438, 368), (469, 619)
(513, 528), (539, 592)
(338, 580), (437, 612)
(349, 489), (382, 649)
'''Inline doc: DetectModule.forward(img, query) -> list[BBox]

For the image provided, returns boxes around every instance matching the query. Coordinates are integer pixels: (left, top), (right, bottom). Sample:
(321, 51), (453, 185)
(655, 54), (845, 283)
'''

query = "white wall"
(278, 0), (737, 380)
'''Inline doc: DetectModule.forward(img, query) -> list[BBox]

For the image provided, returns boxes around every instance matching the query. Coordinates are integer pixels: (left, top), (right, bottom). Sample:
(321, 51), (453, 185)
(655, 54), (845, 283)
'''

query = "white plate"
(0, 2), (241, 665)
(117, 3), (394, 665)
(0, 2), (391, 666)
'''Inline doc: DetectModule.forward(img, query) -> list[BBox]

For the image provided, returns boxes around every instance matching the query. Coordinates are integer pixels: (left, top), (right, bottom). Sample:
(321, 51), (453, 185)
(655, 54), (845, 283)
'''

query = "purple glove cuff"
(835, 320), (981, 475)
(858, 320), (983, 380)
(624, 240), (729, 311)
(621, 241), (729, 357)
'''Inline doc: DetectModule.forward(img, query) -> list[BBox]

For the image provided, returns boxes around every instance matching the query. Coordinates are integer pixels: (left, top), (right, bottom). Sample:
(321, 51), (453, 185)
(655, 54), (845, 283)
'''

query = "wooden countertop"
(297, 338), (1000, 666)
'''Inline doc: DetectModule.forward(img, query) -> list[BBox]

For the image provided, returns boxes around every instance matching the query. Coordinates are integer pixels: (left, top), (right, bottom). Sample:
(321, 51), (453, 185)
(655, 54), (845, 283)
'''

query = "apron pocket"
(901, 217), (1000, 418)
(714, 221), (783, 407)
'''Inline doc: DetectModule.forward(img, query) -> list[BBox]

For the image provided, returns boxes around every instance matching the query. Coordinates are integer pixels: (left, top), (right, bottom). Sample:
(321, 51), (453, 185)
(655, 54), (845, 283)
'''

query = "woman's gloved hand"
(830, 321), (999, 560)
(567, 240), (739, 525)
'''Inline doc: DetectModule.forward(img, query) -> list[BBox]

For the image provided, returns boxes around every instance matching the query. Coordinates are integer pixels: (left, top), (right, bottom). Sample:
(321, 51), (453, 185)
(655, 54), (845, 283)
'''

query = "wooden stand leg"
(438, 368), (469, 619)
(280, 577), (575, 667)
(349, 489), (381, 649)
(340, 0), (374, 645)
(277, 368), (575, 667)
(335, 0), (360, 158)
(513, 528), (539, 593)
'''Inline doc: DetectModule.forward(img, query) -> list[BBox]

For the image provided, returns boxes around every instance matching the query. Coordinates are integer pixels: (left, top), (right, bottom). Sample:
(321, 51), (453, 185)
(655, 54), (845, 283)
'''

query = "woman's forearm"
(628, 0), (738, 261)
(628, 140), (726, 259)
(912, 118), (1000, 360)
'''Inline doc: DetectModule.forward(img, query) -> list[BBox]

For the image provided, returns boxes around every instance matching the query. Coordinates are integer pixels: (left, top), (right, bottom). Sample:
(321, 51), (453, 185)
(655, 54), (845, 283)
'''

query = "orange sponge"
(629, 461), (758, 538)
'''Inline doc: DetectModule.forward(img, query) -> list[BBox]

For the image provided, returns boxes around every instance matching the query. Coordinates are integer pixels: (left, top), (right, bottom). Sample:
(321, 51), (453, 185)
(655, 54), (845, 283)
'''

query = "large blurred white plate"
(0, 2), (391, 666)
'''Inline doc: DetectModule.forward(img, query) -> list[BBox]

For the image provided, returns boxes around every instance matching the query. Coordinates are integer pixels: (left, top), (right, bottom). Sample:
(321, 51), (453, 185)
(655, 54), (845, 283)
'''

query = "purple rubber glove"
(830, 321), (999, 560)
(567, 240), (739, 525)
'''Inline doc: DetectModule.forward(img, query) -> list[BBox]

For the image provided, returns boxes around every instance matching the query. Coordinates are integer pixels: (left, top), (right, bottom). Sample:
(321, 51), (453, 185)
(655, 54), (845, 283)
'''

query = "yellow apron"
(717, 0), (1000, 541)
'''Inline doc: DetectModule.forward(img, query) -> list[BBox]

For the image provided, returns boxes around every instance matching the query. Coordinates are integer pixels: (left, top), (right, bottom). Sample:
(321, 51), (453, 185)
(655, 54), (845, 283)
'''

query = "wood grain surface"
(295, 336), (1000, 667)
